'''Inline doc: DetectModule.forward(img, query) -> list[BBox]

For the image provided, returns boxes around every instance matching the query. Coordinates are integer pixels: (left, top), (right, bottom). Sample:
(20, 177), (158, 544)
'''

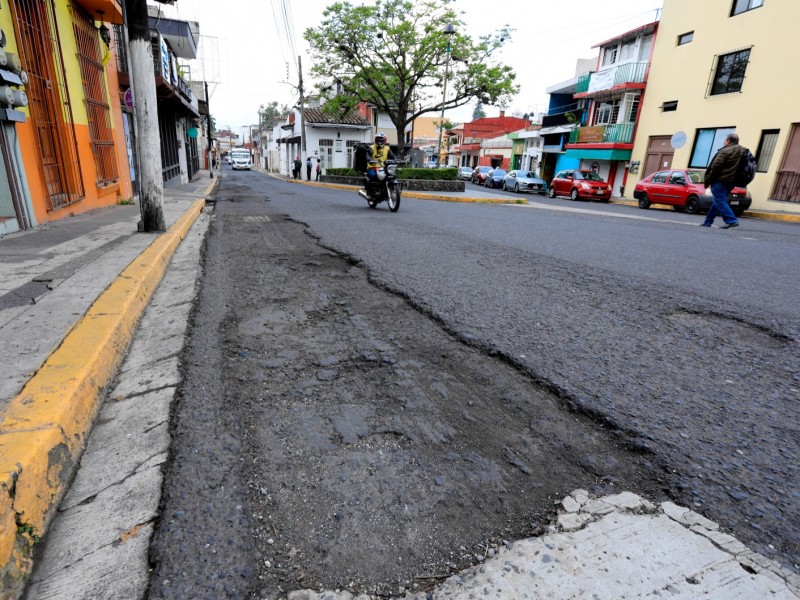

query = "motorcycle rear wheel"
(388, 186), (401, 212)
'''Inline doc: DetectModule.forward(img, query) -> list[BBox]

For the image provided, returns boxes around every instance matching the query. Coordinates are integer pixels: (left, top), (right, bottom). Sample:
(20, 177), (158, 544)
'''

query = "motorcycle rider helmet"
(374, 132), (386, 148)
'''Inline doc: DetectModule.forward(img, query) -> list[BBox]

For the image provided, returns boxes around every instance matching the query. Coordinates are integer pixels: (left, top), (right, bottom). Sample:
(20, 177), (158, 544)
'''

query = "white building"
(277, 107), (372, 176)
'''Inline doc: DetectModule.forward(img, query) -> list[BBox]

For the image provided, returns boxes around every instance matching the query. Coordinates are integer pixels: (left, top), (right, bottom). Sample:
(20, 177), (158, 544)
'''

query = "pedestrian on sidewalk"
(293, 156), (301, 180)
(315, 159), (321, 181)
(702, 133), (743, 229)
(306, 157), (313, 181)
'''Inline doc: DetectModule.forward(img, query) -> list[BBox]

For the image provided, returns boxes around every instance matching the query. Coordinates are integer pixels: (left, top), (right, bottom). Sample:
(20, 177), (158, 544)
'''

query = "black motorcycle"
(358, 159), (402, 212)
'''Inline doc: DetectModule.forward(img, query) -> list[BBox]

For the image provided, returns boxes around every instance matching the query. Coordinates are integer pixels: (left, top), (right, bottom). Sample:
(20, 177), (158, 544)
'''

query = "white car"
(230, 149), (252, 171)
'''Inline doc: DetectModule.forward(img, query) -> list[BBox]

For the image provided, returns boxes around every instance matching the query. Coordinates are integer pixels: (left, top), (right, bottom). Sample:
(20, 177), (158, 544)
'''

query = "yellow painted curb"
(0, 198), (206, 596)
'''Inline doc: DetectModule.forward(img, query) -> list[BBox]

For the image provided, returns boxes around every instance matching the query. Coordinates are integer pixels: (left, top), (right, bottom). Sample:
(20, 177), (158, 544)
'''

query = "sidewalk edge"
(0, 198), (206, 597)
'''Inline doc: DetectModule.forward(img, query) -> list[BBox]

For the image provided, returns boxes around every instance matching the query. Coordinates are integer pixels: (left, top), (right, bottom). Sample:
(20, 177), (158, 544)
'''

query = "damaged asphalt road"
(148, 172), (799, 599)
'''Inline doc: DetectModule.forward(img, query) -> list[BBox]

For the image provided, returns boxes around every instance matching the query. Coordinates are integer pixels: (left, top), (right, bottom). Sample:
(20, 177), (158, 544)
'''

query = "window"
(755, 129), (779, 172)
(731, 0), (764, 16)
(651, 172), (668, 184)
(602, 45), (618, 66)
(669, 172), (687, 186)
(619, 42), (634, 61)
(710, 48), (751, 95)
(689, 127), (736, 168)
(319, 138), (333, 169)
(346, 139), (357, 168)
(661, 101), (678, 112)
(677, 31), (694, 45)
(594, 99), (620, 125)
(72, 6), (118, 185)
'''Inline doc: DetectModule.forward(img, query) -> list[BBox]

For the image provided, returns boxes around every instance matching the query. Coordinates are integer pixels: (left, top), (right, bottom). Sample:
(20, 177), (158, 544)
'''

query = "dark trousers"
(307, 166), (312, 180)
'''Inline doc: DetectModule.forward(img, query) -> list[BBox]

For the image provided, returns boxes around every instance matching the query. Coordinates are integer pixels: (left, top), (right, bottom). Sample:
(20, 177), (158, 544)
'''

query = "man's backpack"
(735, 148), (757, 187)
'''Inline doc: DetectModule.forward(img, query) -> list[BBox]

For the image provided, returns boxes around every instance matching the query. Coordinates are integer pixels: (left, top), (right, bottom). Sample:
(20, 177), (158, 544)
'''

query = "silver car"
(503, 170), (547, 194)
(458, 166), (474, 180)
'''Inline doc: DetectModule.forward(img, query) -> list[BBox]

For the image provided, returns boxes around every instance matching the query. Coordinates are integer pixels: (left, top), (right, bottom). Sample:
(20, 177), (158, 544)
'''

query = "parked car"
(458, 166), (474, 181)
(471, 165), (493, 185)
(503, 170), (547, 194)
(548, 170), (611, 201)
(633, 168), (752, 216)
(484, 168), (507, 188)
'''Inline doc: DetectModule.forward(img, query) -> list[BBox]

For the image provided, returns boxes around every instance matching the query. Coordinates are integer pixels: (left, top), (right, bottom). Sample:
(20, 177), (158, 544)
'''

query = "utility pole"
(298, 55), (306, 157)
(126, 0), (165, 231)
(205, 81), (213, 178)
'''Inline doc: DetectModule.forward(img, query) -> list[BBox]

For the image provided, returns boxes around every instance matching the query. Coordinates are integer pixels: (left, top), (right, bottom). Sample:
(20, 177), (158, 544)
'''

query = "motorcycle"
(357, 159), (402, 212)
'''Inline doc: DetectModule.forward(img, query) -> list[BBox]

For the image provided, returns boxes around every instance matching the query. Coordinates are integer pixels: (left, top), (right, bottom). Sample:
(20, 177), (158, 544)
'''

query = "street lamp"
(435, 23), (456, 167)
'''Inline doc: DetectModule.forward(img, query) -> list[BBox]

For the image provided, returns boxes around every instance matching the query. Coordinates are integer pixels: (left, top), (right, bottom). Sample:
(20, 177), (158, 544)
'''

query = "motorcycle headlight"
(386, 164), (397, 176)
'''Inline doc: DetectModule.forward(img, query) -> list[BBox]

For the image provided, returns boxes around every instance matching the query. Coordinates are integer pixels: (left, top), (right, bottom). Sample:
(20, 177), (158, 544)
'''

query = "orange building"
(0, 0), (132, 232)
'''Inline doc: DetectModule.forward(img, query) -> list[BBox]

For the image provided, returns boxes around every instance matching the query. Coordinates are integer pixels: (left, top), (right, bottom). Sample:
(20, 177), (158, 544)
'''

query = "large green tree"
(305, 0), (517, 155)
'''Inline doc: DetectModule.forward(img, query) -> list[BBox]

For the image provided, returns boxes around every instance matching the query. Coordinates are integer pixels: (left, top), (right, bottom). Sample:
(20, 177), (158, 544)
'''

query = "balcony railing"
(583, 62), (648, 94)
(568, 122), (635, 145)
(576, 73), (591, 94)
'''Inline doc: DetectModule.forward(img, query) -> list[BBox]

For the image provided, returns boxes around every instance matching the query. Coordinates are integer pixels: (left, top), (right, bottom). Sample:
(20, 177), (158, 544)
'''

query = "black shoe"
(721, 222), (739, 229)
(699, 223), (712, 227)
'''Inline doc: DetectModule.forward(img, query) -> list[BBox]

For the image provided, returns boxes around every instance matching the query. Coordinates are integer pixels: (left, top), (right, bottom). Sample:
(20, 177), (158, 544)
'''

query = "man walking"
(315, 158), (321, 181)
(702, 133), (743, 229)
(293, 156), (301, 180)
(306, 157), (313, 181)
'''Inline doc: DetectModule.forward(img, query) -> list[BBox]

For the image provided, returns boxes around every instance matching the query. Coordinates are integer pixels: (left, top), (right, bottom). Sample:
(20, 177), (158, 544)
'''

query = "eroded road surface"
(148, 172), (799, 599)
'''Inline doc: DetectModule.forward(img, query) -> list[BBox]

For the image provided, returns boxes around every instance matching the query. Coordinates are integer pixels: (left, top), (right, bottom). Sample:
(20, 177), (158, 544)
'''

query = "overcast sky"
(156, 0), (663, 141)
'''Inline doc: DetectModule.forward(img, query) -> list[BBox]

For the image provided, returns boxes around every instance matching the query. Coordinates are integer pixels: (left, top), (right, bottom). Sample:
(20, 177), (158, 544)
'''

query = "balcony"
(579, 62), (648, 95)
(568, 123), (634, 145)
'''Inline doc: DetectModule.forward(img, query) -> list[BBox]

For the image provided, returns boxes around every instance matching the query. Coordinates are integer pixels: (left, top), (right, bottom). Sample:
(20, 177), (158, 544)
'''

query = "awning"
(564, 148), (631, 161)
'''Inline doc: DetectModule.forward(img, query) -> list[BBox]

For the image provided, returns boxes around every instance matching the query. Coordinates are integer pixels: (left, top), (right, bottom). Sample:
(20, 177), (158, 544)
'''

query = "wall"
(627, 0), (800, 213)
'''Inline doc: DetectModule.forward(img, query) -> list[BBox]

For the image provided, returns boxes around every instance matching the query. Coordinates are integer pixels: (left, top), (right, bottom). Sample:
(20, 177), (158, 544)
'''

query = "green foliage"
(118, 196), (135, 206)
(397, 167), (457, 180)
(17, 522), (39, 544)
(258, 101), (290, 128)
(327, 168), (360, 177)
(305, 0), (517, 153)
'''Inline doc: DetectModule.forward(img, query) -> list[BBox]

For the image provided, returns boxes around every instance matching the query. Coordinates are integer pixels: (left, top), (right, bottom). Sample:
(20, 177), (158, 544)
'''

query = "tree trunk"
(126, 0), (165, 232)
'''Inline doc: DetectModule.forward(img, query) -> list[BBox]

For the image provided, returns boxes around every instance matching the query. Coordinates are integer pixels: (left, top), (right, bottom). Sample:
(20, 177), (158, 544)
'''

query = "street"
(148, 167), (799, 599)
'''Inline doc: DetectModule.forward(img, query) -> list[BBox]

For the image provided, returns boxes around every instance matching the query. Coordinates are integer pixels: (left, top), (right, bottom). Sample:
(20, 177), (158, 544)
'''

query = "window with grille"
(10, 0), (85, 210)
(72, 6), (118, 185)
(319, 139), (333, 169)
(346, 140), (357, 167)
(594, 99), (620, 125)
(710, 48), (751, 95)
(755, 129), (779, 172)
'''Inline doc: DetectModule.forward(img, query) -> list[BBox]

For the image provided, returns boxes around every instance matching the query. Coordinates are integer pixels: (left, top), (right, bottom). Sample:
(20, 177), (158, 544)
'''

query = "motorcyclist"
(366, 133), (395, 181)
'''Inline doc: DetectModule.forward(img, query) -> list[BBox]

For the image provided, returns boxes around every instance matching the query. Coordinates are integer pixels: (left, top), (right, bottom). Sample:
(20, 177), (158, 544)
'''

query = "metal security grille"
(10, 0), (85, 210)
(72, 6), (118, 185)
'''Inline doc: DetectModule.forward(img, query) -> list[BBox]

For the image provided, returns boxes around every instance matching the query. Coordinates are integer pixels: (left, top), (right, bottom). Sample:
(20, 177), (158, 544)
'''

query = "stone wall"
(321, 175), (465, 192)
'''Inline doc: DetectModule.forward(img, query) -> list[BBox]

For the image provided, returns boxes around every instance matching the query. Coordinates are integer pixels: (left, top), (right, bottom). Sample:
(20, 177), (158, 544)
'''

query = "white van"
(230, 148), (252, 171)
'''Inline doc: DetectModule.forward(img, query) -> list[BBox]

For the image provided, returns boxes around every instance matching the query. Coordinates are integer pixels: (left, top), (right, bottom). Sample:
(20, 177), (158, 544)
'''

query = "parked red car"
(633, 169), (751, 216)
(548, 170), (612, 201)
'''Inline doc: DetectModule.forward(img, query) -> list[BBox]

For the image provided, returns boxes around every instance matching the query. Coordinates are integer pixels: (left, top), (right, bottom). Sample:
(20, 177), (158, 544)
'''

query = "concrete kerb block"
(0, 199), (206, 599)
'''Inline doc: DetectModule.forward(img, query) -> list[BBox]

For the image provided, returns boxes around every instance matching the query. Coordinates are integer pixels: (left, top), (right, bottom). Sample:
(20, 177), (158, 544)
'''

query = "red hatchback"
(633, 169), (751, 216)
(548, 170), (612, 201)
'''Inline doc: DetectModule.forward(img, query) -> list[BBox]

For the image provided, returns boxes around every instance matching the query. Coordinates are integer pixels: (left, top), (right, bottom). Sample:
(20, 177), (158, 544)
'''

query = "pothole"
(665, 310), (790, 350)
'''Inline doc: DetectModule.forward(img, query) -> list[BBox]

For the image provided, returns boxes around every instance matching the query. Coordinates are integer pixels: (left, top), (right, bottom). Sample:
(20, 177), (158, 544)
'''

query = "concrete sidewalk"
(0, 172), (216, 597)
(3, 168), (799, 599)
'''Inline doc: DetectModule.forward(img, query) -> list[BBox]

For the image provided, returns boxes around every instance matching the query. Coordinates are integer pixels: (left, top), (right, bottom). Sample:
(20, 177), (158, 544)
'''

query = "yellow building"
(627, 0), (800, 213)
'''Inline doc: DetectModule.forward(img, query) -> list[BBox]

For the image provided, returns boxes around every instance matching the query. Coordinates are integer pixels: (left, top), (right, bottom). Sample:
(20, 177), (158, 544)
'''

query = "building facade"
(627, 0), (800, 212)
(565, 22), (658, 197)
(1, 0), (133, 233)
